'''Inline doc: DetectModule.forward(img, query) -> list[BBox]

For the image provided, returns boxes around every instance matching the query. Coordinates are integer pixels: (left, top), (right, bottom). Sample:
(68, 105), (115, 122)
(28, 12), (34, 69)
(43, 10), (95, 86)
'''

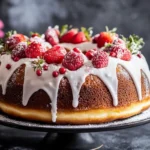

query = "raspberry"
(85, 49), (96, 60)
(36, 69), (42, 76)
(59, 67), (66, 74)
(110, 46), (131, 61)
(6, 64), (11, 70)
(62, 50), (84, 71)
(92, 51), (108, 68)
(52, 71), (59, 77)
(25, 42), (46, 58)
(44, 45), (66, 64)
(11, 42), (27, 60)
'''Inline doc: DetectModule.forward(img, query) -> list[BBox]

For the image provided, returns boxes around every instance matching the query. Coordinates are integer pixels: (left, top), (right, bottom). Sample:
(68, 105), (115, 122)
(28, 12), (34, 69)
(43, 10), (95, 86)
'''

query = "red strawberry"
(25, 42), (46, 58)
(6, 34), (26, 49)
(97, 32), (115, 48)
(110, 46), (131, 61)
(71, 32), (88, 44)
(62, 50), (84, 71)
(31, 33), (40, 37)
(60, 29), (78, 43)
(45, 27), (59, 46)
(44, 45), (67, 64)
(11, 42), (27, 60)
(92, 51), (108, 68)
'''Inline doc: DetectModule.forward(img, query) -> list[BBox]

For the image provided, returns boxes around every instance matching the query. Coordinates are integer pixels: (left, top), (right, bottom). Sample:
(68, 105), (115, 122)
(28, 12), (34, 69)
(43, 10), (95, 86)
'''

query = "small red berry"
(6, 64), (11, 70)
(73, 47), (81, 53)
(137, 53), (142, 58)
(43, 64), (48, 70)
(62, 50), (84, 71)
(85, 49), (96, 60)
(52, 71), (59, 77)
(44, 45), (67, 64)
(59, 67), (66, 74)
(92, 51), (109, 68)
(36, 69), (42, 76)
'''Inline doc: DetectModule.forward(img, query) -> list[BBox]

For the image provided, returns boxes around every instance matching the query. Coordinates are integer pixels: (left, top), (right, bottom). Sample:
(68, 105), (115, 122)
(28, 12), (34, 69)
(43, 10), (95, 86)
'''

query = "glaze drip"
(0, 54), (150, 122)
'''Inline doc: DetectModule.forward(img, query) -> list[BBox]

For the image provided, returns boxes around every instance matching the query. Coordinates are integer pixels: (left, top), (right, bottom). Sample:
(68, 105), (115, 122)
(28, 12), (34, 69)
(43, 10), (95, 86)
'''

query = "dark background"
(0, 0), (150, 150)
(0, 0), (150, 63)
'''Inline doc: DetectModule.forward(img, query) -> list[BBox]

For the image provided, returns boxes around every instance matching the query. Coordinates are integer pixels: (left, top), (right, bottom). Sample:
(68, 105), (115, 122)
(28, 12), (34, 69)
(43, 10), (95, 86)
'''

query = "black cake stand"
(0, 108), (150, 149)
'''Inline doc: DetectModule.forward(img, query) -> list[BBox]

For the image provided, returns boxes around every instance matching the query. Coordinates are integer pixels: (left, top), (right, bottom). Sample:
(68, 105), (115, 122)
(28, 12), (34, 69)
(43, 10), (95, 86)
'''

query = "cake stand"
(0, 109), (150, 149)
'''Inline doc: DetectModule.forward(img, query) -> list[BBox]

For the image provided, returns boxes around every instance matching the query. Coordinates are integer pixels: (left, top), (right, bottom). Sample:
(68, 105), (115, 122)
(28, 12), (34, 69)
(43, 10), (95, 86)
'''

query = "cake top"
(0, 26), (145, 74)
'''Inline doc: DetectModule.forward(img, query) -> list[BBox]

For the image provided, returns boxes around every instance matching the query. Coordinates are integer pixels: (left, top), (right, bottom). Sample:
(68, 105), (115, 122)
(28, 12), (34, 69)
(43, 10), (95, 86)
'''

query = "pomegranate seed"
(43, 64), (48, 71)
(73, 47), (81, 53)
(6, 64), (11, 70)
(137, 54), (142, 58)
(59, 67), (66, 74)
(36, 69), (42, 76)
(52, 71), (59, 77)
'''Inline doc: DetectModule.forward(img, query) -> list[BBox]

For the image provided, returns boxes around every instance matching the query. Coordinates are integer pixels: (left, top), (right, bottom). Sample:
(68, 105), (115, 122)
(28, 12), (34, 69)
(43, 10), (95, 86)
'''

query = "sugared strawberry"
(62, 49), (84, 71)
(71, 32), (88, 44)
(60, 29), (78, 43)
(11, 42), (27, 60)
(44, 45), (67, 64)
(97, 32), (115, 48)
(29, 36), (45, 43)
(6, 34), (26, 49)
(110, 46), (131, 61)
(85, 49), (97, 60)
(92, 51), (108, 68)
(25, 42), (46, 58)
(45, 27), (59, 46)
(113, 38), (126, 48)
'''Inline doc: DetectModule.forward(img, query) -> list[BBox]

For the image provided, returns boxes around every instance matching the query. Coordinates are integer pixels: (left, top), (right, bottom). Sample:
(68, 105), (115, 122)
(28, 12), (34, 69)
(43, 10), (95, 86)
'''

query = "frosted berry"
(11, 42), (27, 60)
(59, 67), (66, 74)
(25, 42), (46, 58)
(44, 45), (67, 64)
(6, 34), (26, 50)
(6, 64), (11, 70)
(110, 46), (131, 61)
(45, 27), (59, 46)
(62, 50), (84, 71)
(92, 51), (108, 68)
(43, 64), (48, 70)
(52, 71), (59, 77)
(36, 69), (42, 76)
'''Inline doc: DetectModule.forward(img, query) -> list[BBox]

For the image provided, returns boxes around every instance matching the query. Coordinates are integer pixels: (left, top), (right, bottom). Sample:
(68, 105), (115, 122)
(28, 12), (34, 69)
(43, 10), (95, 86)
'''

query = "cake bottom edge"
(0, 97), (150, 124)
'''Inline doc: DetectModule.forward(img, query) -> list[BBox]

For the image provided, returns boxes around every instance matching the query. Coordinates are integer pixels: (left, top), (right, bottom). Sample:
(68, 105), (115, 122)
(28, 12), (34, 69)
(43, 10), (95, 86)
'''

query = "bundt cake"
(0, 26), (149, 124)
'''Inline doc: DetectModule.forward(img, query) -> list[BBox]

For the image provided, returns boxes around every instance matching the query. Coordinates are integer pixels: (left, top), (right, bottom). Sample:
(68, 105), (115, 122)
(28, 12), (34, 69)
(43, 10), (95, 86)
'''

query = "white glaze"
(0, 52), (150, 122)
